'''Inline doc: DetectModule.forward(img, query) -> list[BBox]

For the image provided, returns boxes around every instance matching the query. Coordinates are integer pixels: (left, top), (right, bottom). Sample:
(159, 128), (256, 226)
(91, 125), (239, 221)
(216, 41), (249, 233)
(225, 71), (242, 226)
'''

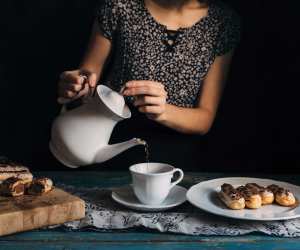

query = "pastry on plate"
(245, 183), (274, 205)
(26, 178), (53, 195)
(218, 183), (245, 210)
(0, 177), (25, 197)
(237, 185), (262, 209)
(267, 184), (296, 206)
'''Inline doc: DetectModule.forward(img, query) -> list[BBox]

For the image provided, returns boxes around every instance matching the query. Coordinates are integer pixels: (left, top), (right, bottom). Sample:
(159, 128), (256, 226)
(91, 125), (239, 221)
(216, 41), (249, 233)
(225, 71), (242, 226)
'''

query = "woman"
(57, 0), (241, 170)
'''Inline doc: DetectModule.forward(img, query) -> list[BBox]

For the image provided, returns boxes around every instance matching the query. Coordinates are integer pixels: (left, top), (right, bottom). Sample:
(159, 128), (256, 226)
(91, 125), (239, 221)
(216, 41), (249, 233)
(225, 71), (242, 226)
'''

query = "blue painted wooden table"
(0, 171), (300, 250)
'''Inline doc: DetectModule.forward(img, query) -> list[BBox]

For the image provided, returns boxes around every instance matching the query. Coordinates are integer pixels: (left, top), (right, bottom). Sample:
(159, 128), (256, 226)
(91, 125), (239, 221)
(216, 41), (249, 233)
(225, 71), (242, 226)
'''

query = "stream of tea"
(144, 141), (150, 172)
(138, 139), (150, 172)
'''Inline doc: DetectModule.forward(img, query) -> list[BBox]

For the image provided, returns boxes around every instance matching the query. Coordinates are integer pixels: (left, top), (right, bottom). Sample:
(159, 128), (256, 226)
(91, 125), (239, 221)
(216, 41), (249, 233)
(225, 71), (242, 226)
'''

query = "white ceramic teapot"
(49, 85), (145, 168)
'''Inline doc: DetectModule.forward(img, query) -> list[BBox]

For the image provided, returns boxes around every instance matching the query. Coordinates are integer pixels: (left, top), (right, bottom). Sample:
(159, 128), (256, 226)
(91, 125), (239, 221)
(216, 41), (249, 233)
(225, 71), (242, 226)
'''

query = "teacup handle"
(170, 168), (184, 188)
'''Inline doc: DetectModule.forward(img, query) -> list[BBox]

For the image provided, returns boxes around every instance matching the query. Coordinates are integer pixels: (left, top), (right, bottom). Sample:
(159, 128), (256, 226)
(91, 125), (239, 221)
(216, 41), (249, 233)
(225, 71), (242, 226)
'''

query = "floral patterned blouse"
(97, 0), (241, 108)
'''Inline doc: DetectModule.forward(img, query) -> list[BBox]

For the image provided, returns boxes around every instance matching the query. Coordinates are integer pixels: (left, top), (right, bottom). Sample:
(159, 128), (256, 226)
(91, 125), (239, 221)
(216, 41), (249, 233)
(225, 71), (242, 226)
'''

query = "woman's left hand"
(123, 80), (168, 121)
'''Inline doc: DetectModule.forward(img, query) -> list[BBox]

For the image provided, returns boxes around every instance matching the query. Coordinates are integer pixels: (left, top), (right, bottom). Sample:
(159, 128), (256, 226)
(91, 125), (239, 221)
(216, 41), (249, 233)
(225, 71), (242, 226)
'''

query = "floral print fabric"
(97, 0), (241, 108)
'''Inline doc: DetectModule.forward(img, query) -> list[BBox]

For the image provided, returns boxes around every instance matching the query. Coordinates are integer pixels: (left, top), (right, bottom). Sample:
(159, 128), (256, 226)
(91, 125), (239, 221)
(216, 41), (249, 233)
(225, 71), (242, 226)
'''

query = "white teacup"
(129, 163), (184, 205)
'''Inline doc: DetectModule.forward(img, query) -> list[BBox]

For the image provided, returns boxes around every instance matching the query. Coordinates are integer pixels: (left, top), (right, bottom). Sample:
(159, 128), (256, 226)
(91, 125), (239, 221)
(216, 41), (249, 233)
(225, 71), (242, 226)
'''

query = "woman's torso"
(98, 0), (241, 108)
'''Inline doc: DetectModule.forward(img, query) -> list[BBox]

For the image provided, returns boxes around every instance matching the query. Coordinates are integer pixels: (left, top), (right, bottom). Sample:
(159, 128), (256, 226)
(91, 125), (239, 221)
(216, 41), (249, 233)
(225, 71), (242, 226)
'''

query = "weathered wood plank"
(0, 230), (298, 243)
(1, 239), (300, 250)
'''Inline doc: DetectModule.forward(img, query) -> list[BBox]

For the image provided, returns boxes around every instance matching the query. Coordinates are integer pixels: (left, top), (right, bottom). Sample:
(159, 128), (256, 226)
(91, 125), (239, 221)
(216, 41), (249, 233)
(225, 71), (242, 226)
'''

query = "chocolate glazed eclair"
(218, 183), (245, 210)
(245, 183), (274, 205)
(0, 163), (33, 183)
(0, 177), (25, 197)
(26, 178), (53, 195)
(267, 184), (296, 206)
(236, 185), (262, 209)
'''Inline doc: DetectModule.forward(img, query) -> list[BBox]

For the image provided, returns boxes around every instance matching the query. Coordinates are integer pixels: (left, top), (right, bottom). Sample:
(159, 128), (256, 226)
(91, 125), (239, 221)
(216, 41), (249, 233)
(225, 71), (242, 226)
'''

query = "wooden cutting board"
(0, 188), (85, 236)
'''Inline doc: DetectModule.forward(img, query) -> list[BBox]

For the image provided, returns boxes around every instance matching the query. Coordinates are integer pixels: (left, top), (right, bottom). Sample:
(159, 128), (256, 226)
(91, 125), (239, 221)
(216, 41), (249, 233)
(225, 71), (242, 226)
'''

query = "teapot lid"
(97, 85), (131, 119)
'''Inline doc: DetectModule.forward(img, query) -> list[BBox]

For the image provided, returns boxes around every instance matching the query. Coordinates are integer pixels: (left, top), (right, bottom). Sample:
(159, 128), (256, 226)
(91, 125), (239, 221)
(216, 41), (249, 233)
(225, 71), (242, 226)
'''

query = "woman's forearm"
(158, 104), (215, 135)
(79, 21), (112, 81)
(158, 52), (234, 135)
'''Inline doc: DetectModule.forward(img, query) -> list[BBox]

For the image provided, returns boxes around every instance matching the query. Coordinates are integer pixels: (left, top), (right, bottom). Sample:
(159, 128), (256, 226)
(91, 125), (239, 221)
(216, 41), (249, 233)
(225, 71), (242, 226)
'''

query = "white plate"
(112, 185), (187, 212)
(187, 177), (300, 221)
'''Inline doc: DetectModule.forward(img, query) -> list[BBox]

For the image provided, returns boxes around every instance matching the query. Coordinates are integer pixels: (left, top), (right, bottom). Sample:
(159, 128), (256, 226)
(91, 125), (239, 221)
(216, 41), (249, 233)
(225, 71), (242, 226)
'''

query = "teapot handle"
(57, 75), (90, 113)
(58, 86), (96, 114)
(57, 97), (72, 105)
(57, 96), (72, 114)
(60, 105), (67, 114)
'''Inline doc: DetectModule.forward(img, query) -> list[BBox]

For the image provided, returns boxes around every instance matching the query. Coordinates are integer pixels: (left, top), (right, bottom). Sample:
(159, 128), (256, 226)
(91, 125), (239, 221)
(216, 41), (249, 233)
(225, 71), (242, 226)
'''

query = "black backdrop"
(0, 0), (299, 172)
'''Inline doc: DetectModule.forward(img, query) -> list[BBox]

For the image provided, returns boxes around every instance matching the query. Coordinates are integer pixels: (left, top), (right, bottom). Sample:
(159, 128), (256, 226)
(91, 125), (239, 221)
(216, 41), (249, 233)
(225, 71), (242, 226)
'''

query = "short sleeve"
(96, 0), (119, 41)
(215, 10), (241, 56)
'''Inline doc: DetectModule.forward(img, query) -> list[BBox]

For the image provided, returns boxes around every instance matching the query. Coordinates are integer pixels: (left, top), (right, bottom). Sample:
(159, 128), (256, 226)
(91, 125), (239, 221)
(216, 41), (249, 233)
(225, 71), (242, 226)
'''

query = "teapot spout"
(93, 138), (146, 164)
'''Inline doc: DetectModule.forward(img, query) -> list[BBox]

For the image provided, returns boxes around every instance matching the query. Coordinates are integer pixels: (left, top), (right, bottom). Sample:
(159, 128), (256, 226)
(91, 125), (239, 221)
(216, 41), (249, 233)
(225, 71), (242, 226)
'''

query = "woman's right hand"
(57, 69), (97, 104)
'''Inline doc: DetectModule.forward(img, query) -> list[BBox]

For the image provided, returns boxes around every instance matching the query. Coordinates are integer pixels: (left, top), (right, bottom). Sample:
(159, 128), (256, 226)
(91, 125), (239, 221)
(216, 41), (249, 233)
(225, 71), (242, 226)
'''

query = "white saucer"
(112, 185), (187, 212)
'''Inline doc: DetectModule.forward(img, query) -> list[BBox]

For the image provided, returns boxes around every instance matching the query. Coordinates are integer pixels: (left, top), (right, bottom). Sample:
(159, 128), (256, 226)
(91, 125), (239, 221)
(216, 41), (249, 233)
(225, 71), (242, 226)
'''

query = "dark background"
(0, 0), (299, 172)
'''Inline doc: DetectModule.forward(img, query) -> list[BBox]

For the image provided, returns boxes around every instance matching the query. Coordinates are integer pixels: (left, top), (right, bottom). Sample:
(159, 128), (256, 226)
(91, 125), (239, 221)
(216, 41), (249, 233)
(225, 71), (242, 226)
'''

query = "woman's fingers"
(123, 80), (167, 118)
(138, 105), (165, 114)
(58, 82), (81, 97)
(58, 70), (97, 103)
(58, 71), (85, 98)
(64, 90), (77, 99)
(67, 83), (84, 92)
(124, 86), (166, 97)
(125, 80), (164, 91)
(84, 72), (97, 88)
(59, 83), (90, 99)
(76, 83), (91, 98)
(134, 96), (165, 106)
(60, 71), (85, 85)
(123, 80), (167, 97)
